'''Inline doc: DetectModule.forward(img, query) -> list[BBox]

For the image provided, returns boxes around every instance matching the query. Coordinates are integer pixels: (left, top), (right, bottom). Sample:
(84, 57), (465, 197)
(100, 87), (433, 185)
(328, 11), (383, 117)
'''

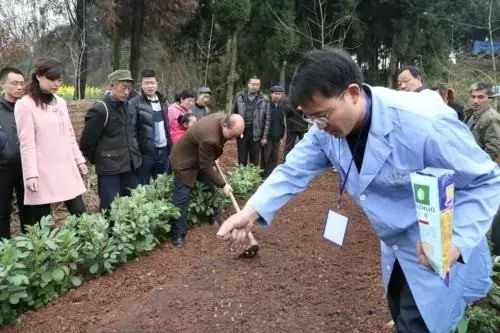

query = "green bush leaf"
(10, 275), (28, 287)
(51, 268), (65, 282)
(41, 271), (52, 283)
(8, 294), (19, 305)
(89, 263), (99, 274)
(70, 276), (82, 287)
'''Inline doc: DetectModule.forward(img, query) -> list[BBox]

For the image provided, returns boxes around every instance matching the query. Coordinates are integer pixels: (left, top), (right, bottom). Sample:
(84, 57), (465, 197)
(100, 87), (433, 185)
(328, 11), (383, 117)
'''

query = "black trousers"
(27, 195), (86, 224)
(237, 128), (261, 166)
(171, 177), (192, 240)
(491, 207), (500, 256)
(261, 140), (281, 178)
(97, 171), (138, 211)
(137, 147), (170, 186)
(283, 131), (305, 161)
(387, 261), (429, 333)
(170, 176), (220, 240)
(0, 166), (30, 238)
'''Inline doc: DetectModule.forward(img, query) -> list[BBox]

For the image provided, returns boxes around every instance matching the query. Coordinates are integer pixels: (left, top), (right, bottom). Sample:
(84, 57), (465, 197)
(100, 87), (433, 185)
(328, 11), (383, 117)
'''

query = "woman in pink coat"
(15, 58), (87, 224)
(167, 90), (195, 144)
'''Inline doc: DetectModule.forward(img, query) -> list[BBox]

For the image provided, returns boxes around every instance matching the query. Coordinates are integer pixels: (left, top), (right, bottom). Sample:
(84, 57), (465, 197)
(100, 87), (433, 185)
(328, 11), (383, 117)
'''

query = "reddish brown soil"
(1, 141), (391, 333)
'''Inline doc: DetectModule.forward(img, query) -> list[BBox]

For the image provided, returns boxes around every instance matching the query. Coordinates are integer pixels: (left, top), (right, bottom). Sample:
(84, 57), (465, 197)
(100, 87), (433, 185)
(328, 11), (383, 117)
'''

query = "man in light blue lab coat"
(217, 49), (500, 333)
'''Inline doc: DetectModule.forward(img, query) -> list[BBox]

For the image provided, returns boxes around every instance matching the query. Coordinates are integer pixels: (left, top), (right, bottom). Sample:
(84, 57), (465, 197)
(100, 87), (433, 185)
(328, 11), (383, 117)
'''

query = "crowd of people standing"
(0, 51), (499, 333)
(0, 57), (498, 253)
(0, 60), (307, 247)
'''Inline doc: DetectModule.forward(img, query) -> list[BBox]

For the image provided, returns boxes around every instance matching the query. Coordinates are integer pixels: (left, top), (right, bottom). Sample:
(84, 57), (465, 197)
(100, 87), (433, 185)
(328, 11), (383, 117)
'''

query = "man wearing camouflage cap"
(80, 70), (142, 211)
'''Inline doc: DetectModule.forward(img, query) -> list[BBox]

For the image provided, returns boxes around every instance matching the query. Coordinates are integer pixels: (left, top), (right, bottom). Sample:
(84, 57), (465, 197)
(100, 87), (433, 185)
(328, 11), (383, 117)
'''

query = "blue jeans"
(137, 147), (170, 185)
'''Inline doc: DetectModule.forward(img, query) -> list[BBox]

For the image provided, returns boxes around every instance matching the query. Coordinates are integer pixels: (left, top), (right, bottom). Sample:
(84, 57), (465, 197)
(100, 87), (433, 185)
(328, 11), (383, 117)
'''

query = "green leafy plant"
(0, 238), (30, 324)
(188, 181), (229, 225)
(63, 213), (122, 275)
(227, 165), (263, 199)
(109, 184), (179, 258)
(465, 305), (500, 333)
(457, 252), (500, 333)
(0, 165), (258, 326)
(15, 217), (81, 309)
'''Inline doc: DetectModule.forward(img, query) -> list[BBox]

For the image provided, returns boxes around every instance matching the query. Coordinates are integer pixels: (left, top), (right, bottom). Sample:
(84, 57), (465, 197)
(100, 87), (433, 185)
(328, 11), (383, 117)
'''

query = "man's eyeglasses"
(302, 90), (346, 126)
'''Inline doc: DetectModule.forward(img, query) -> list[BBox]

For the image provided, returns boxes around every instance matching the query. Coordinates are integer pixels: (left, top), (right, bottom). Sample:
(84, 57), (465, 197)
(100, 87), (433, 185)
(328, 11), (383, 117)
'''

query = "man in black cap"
(192, 86), (212, 120)
(260, 85), (286, 178)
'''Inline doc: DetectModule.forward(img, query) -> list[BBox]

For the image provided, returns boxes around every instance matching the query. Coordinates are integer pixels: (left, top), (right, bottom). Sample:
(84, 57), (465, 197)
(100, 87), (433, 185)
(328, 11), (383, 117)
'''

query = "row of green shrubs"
(0, 165), (263, 325)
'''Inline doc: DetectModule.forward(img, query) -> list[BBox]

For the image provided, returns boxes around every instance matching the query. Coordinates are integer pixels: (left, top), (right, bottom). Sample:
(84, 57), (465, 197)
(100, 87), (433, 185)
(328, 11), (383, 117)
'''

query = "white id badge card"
(323, 209), (348, 246)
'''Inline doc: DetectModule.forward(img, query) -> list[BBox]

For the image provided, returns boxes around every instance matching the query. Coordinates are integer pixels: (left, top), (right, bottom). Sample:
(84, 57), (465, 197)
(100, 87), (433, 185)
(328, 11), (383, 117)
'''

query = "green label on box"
(414, 184), (430, 205)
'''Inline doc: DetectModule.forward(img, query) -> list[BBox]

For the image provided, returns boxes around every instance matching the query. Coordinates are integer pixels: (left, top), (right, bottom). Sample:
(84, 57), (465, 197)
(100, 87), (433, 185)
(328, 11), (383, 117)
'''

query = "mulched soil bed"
(1, 141), (391, 333)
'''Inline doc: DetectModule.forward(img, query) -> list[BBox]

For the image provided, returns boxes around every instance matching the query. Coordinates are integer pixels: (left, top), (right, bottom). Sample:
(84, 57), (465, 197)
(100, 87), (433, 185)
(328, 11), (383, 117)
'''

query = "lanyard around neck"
(336, 105), (371, 209)
(337, 129), (364, 209)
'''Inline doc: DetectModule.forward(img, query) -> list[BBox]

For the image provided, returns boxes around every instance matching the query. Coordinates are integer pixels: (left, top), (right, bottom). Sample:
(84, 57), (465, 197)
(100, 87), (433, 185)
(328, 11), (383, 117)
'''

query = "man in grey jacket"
(233, 76), (270, 166)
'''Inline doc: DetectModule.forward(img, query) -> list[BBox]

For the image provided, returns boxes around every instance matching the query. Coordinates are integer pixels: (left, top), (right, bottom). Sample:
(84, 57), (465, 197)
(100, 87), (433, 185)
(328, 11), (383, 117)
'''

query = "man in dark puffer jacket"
(0, 67), (32, 238)
(129, 69), (172, 185)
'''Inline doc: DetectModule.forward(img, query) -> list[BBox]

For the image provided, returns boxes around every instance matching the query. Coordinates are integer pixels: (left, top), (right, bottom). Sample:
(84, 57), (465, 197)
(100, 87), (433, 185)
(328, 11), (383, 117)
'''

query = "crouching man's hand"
(223, 183), (233, 196)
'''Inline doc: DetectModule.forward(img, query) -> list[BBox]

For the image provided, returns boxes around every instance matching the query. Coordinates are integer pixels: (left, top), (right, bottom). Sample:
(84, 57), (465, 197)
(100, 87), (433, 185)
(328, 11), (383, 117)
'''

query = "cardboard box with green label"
(410, 167), (455, 283)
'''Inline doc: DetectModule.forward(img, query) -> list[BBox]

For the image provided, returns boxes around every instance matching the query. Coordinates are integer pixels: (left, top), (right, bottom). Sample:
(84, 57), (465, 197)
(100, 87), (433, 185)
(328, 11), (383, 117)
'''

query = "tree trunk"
(388, 41), (398, 88)
(74, 0), (88, 100)
(111, 30), (121, 70)
(204, 14), (214, 86)
(280, 61), (286, 93)
(225, 30), (238, 114)
(129, 0), (146, 81)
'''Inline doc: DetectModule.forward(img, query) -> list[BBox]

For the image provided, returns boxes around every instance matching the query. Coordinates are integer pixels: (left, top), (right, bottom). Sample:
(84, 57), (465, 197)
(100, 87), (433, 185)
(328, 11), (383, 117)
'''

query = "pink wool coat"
(167, 103), (188, 145)
(15, 95), (86, 205)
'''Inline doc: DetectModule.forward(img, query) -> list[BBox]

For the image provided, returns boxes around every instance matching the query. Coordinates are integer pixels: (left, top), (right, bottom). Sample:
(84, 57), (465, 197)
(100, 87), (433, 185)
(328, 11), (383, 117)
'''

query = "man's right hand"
(217, 209), (256, 244)
(223, 183), (233, 196)
(27, 178), (38, 192)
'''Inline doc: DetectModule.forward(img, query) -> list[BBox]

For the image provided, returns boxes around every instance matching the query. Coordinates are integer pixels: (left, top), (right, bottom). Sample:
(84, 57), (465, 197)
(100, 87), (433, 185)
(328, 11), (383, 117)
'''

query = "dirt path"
(1, 142), (391, 333)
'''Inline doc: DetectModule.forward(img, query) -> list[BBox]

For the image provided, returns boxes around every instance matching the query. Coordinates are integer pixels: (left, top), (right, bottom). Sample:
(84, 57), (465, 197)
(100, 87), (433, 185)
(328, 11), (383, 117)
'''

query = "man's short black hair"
(248, 76), (260, 83)
(397, 65), (426, 82)
(289, 48), (363, 108)
(140, 69), (156, 80)
(0, 67), (24, 81)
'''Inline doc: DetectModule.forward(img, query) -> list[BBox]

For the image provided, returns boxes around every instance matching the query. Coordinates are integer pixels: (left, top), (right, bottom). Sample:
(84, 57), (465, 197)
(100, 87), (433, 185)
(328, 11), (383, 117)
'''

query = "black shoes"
(171, 236), (185, 247)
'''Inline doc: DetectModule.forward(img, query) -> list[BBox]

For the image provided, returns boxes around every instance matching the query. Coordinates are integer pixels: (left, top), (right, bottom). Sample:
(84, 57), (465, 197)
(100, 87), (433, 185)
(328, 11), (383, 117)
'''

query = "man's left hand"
(261, 139), (267, 147)
(417, 241), (461, 270)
